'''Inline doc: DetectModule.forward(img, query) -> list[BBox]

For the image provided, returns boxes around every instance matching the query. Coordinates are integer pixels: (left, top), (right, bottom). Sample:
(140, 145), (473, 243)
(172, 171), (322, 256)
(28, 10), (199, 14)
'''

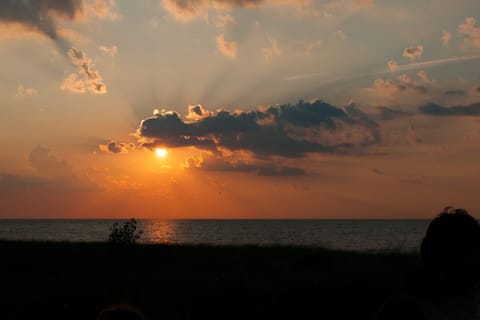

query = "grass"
(0, 241), (467, 319)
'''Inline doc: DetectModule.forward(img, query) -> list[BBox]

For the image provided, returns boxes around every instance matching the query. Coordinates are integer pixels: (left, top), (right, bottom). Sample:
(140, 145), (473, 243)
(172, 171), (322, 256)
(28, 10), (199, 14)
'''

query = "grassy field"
(0, 241), (473, 319)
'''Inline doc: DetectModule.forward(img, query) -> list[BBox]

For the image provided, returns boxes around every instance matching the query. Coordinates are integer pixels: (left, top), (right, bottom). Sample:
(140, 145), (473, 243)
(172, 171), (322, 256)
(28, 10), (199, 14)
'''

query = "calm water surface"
(0, 220), (430, 252)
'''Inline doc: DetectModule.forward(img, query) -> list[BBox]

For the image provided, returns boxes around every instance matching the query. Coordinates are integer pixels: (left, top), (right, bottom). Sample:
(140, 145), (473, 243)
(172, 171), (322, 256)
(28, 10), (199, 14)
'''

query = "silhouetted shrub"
(421, 207), (480, 261)
(108, 219), (143, 244)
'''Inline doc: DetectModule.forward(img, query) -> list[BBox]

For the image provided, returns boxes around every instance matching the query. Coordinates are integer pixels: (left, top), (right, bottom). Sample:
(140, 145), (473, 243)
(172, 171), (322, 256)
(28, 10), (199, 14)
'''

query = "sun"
(155, 148), (168, 158)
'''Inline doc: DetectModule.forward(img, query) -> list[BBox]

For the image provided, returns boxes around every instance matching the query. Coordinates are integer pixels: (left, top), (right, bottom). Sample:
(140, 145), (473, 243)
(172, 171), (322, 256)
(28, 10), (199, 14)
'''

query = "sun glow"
(155, 148), (168, 158)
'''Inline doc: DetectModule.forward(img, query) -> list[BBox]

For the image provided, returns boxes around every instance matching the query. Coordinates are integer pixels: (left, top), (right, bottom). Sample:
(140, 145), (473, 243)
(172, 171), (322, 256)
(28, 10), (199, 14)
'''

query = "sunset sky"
(1, 0), (480, 218)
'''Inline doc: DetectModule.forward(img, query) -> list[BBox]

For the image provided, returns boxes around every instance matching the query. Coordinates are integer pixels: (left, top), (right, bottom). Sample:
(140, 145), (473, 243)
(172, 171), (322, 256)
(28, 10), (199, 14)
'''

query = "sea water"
(0, 219), (430, 252)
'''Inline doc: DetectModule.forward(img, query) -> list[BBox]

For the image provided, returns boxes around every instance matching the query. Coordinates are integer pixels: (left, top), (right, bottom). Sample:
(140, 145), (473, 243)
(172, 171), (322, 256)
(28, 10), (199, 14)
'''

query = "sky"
(1, 0), (480, 218)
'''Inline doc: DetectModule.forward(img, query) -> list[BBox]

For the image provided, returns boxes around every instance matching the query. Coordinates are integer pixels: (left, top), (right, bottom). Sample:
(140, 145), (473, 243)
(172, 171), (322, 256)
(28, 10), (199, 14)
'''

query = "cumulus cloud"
(136, 99), (380, 159)
(186, 104), (213, 121)
(262, 37), (283, 62)
(16, 84), (38, 97)
(216, 34), (237, 58)
(99, 45), (118, 57)
(458, 17), (480, 48)
(61, 47), (107, 94)
(442, 30), (451, 46)
(403, 45), (424, 61)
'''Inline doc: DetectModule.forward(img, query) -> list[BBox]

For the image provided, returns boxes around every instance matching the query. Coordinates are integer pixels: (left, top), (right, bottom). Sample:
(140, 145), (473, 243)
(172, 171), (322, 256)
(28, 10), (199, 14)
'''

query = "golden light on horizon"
(155, 148), (168, 158)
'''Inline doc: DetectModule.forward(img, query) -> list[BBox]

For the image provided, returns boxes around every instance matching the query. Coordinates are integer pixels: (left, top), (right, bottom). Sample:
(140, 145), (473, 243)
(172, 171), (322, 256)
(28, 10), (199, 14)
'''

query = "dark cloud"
(0, 1), (108, 95)
(0, 0), (85, 40)
(99, 140), (134, 154)
(444, 90), (467, 96)
(138, 100), (380, 158)
(1, 146), (95, 197)
(29, 146), (75, 179)
(419, 102), (480, 116)
(373, 106), (413, 121)
(183, 155), (306, 176)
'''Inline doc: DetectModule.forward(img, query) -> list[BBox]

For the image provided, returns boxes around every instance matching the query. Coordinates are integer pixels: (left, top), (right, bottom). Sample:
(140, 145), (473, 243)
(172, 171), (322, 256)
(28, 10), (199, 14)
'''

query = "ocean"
(0, 219), (430, 252)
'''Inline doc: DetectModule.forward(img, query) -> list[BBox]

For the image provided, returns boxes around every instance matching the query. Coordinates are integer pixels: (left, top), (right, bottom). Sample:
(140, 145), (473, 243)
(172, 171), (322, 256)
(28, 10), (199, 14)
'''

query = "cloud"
(136, 99), (380, 159)
(0, 147), (97, 216)
(99, 141), (134, 154)
(354, 0), (375, 7)
(0, 2), (111, 95)
(162, 0), (308, 21)
(403, 45), (424, 61)
(419, 102), (480, 116)
(372, 78), (428, 96)
(472, 85), (480, 96)
(0, 0), (86, 40)
(216, 34), (237, 58)
(416, 70), (436, 86)
(387, 60), (398, 73)
(99, 45), (118, 57)
(444, 89), (467, 96)
(213, 14), (236, 31)
(372, 107), (413, 121)
(90, 0), (119, 20)
(185, 104), (213, 121)
(28, 146), (75, 179)
(262, 37), (283, 62)
(442, 30), (451, 46)
(61, 47), (107, 94)
(183, 154), (306, 176)
(458, 17), (480, 48)
(16, 84), (38, 97)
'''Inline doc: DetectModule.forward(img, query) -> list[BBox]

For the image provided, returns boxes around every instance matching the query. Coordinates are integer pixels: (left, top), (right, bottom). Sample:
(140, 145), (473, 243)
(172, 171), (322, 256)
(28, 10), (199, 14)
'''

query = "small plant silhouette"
(108, 219), (143, 244)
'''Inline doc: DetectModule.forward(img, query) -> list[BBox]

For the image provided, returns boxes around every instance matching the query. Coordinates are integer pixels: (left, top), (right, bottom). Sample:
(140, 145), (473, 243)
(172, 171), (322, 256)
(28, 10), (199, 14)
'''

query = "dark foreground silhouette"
(1, 208), (480, 320)
(0, 241), (419, 320)
(420, 207), (480, 294)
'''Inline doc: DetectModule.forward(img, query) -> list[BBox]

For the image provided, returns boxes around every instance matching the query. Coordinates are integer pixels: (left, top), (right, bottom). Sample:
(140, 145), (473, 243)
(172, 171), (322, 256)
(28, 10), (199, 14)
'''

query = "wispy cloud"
(61, 47), (107, 94)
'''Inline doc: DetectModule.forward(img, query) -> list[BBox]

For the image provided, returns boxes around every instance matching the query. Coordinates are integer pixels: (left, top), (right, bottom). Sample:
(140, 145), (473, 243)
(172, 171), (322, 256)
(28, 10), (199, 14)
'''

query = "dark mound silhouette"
(420, 207), (480, 293)
(421, 207), (480, 261)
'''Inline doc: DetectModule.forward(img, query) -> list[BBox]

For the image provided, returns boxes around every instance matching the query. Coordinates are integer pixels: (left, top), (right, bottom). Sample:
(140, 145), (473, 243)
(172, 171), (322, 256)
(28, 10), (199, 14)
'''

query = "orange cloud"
(458, 17), (480, 48)
(403, 45), (424, 61)
(216, 34), (237, 58)
(163, 0), (309, 21)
